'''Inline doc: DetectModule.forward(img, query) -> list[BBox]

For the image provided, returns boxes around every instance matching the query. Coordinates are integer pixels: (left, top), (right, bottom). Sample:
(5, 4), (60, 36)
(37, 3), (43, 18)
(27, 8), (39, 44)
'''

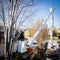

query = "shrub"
(16, 52), (24, 60)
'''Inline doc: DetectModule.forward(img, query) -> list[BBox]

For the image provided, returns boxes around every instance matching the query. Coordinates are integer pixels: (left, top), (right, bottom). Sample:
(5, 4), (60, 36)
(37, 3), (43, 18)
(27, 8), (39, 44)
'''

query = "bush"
(16, 52), (24, 60)
(53, 37), (58, 40)
(53, 27), (58, 37)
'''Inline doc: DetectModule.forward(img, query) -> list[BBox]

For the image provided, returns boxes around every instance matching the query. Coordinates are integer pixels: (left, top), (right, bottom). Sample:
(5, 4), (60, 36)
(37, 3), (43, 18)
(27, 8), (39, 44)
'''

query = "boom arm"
(27, 21), (46, 45)
(27, 8), (55, 46)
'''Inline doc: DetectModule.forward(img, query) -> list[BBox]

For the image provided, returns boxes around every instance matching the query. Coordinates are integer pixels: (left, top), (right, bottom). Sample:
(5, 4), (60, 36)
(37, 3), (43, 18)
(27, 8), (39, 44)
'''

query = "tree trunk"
(4, 28), (7, 56)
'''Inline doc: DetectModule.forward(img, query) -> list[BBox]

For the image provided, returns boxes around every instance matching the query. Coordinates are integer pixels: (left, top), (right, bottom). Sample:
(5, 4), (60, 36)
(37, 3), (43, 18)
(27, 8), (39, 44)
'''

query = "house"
(57, 29), (60, 39)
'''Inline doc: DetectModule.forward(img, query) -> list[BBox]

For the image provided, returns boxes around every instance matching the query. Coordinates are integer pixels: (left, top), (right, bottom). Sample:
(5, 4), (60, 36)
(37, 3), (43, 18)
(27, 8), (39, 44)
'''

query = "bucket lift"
(17, 7), (55, 53)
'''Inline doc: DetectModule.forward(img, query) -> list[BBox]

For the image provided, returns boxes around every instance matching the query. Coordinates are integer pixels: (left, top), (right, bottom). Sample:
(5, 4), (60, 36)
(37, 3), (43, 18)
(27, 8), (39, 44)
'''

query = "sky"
(37, 0), (60, 29)
(0, 0), (60, 29)
(22, 0), (60, 29)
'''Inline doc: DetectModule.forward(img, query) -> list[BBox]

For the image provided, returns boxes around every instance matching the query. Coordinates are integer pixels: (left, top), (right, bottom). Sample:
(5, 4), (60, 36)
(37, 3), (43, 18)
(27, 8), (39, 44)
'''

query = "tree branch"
(1, 0), (5, 27)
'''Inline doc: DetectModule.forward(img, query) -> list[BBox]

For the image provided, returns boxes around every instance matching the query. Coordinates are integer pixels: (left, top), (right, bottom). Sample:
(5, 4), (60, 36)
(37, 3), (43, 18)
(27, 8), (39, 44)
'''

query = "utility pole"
(50, 7), (54, 46)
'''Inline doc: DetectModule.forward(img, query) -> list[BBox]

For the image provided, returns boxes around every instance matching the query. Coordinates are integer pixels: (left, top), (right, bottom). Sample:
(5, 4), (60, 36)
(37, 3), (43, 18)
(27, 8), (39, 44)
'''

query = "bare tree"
(0, 0), (42, 57)
(26, 18), (49, 48)
(37, 25), (49, 48)
(0, 0), (7, 56)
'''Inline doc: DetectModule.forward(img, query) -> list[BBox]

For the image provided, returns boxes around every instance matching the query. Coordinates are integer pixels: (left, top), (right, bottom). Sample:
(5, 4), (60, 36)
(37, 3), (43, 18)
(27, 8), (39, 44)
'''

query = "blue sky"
(0, 0), (60, 29)
(37, 0), (60, 29)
